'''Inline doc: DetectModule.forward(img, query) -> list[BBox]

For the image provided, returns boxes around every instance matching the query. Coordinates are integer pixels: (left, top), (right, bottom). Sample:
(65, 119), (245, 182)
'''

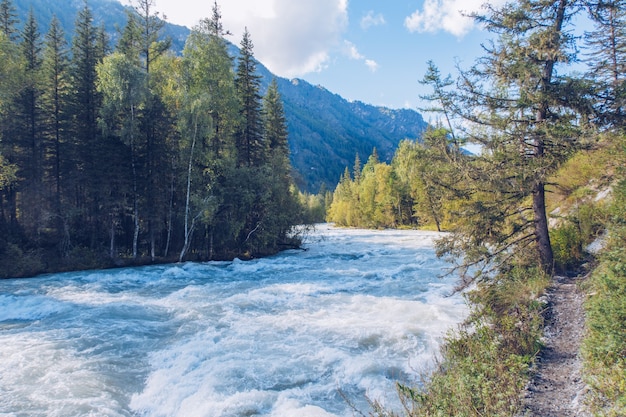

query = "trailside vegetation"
(0, 0), (304, 278)
(581, 136), (626, 416)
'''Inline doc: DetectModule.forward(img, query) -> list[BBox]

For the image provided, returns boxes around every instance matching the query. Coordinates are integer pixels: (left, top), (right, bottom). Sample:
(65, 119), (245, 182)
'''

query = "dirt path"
(518, 275), (590, 417)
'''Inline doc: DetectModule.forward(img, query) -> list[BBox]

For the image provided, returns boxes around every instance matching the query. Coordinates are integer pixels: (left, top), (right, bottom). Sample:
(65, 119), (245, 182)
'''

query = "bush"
(551, 201), (608, 273)
(551, 224), (584, 272)
(0, 243), (45, 278)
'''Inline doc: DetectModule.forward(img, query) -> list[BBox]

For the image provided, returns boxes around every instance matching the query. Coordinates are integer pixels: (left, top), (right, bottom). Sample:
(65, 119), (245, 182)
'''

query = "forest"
(0, 0), (311, 278)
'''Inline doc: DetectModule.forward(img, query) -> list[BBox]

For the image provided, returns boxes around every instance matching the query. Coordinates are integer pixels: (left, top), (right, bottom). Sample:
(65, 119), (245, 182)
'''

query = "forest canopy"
(0, 0), (305, 277)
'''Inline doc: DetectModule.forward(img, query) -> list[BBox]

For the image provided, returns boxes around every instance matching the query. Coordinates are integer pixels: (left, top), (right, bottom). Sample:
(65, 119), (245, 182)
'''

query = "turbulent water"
(0, 225), (467, 417)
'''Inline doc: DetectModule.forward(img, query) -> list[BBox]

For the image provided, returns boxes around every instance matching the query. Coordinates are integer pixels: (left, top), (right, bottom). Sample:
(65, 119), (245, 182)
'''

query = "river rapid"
(0, 225), (467, 417)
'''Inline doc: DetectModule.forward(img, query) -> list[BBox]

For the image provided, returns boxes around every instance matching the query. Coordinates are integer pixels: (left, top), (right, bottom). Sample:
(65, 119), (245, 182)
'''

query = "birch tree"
(97, 52), (147, 258)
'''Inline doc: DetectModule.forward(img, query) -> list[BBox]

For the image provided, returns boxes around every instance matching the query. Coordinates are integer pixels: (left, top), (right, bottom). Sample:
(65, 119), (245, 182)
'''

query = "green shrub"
(551, 201), (608, 273)
(551, 224), (584, 272)
(0, 243), (45, 278)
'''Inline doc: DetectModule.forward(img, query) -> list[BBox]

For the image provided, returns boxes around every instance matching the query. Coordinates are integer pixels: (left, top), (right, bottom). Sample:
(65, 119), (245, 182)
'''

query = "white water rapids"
(0, 225), (467, 417)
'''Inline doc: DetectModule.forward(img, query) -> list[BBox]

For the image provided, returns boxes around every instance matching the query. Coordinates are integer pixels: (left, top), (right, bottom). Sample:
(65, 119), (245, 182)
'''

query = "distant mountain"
(266, 77), (427, 192)
(12, 0), (427, 192)
(11, 0), (190, 51)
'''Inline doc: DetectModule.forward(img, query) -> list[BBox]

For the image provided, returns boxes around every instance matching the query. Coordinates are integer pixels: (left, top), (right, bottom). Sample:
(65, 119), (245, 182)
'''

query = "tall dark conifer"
(235, 28), (264, 167)
(41, 15), (70, 249)
(70, 4), (104, 248)
(14, 9), (44, 237)
(260, 78), (300, 248)
(263, 78), (289, 162)
(0, 7), (22, 240)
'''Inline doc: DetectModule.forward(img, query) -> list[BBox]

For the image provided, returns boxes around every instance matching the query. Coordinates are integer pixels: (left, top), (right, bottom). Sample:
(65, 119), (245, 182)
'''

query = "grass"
(581, 178), (626, 416)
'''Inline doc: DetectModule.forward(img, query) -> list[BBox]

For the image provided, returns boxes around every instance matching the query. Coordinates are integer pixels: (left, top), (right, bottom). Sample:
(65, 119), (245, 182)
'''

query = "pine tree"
(259, 78), (301, 249)
(263, 78), (289, 167)
(0, 0), (17, 40)
(235, 28), (264, 167)
(585, 0), (626, 126)
(429, 0), (584, 277)
(0, 29), (22, 240)
(69, 4), (105, 248)
(41, 15), (70, 249)
(13, 9), (44, 237)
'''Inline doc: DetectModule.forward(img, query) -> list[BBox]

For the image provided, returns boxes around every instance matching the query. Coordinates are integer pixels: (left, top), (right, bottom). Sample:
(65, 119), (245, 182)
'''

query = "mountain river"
(0, 224), (467, 417)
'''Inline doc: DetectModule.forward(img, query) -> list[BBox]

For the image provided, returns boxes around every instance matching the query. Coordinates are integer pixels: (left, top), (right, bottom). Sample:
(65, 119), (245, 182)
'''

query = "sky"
(129, 0), (507, 111)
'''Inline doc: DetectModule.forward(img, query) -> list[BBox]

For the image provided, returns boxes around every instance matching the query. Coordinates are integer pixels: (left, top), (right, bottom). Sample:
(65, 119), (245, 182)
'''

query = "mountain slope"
(12, 0), (427, 192)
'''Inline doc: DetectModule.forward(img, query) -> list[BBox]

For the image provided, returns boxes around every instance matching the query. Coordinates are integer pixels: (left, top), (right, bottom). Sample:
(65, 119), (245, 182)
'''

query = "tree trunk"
(130, 103), (140, 259)
(533, 181), (554, 275)
(179, 119), (198, 262)
(531, 0), (567, 276)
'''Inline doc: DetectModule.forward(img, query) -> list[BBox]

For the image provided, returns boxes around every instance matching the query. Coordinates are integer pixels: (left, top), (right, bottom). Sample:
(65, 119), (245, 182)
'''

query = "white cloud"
(404, 0), (505, 38)
(344, 40), (364, 60)
(343, 41), (378, 73)
(361, 11), (386, 30)
(153, 0), (348, 77)
(216, 0), (348, 77)
(365, 59), (379, 72)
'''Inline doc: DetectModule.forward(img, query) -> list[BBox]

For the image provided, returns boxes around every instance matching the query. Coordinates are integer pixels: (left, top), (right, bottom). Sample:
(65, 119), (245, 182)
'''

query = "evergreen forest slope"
(12, 0), (427, 192)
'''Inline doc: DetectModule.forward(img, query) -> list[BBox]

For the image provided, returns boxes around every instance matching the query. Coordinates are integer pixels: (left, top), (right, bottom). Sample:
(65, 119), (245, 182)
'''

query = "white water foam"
(0, 225), (466, 417)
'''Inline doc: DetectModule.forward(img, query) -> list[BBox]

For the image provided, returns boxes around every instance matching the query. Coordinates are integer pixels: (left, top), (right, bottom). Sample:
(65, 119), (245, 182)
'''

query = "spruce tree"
(41, 16), (70, 248)
(0, 30), (22, 239)
(585, 0), (626, 126)
(260, 78), (300, 248)
(429, 0), (584, 277)
(263, 78), (289, 168)
(14, 9), (44, 237)
(0, 0), (17, 40)
(69, 4), (105, 248)
(235, 28), (264, 167)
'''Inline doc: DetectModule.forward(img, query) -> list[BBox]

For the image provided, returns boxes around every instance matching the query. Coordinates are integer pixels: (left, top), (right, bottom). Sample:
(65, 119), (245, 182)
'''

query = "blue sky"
(137, 0), (505, 110)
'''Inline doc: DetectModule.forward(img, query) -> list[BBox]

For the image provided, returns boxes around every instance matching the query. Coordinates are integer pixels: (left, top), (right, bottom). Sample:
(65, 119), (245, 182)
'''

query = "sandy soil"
(518, 274), (590, 417)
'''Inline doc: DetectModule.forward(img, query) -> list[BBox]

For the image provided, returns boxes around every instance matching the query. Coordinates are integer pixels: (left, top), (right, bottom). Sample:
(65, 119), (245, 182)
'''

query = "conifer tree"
(0, 0), (17, 40)
(235, 28), (264, 167)
(585, 0), (626, 126)
(0, 29), (22, 239)
(430, 0), (584, 277)
(69, 4), (105, 248)
(14, 9), (44, 236)
(263, 78), (289, 169)
(41, 15), (70, 246)
(258, 78), (301, 249)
